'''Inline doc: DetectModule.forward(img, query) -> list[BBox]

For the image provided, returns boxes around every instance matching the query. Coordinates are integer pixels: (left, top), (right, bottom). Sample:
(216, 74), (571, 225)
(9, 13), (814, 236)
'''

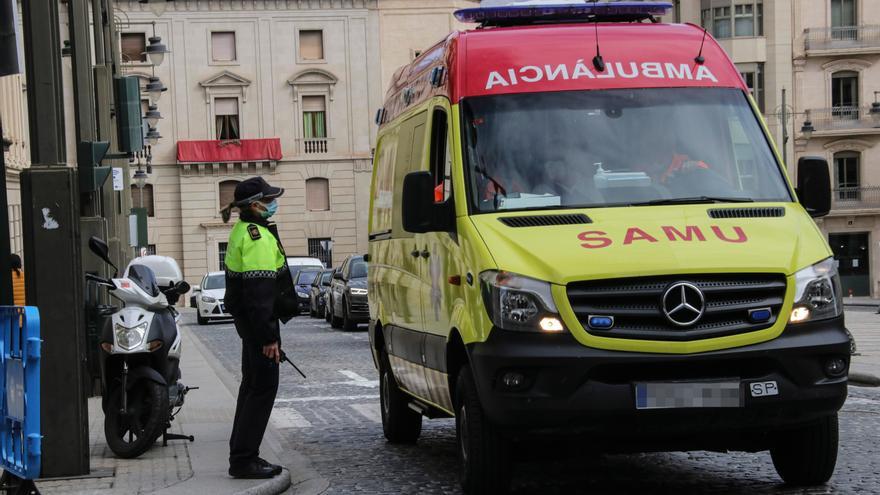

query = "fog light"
(501, 372), (526, 389)
(824, 357), (847, 377)
(790, 306), (810, 323)
(539, 317), (564, 332)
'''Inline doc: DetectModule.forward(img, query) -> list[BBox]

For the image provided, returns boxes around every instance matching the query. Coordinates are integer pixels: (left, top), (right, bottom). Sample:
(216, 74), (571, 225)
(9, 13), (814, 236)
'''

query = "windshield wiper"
(473, 155), (507, 209)
(630, 196), (754, 206)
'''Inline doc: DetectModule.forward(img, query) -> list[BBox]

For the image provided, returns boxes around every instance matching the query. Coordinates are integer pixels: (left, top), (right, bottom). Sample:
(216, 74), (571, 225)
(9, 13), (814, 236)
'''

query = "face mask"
(260, 199), (279, 219)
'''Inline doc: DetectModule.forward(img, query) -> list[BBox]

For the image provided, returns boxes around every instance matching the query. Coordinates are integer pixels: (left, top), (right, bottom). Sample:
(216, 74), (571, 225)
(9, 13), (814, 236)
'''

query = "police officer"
(221, 177), (290, 479)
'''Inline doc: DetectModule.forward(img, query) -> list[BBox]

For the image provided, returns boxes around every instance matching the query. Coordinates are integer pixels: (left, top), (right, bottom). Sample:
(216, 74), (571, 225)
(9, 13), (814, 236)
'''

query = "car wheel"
(379, 348), (421, 443)
(770, 414), (839, 486)
(324, 302), (332, 323)
(196, 312), (207, 325)
(330, 298), (343, 328)
(343, 299), (357, 331)
(456, 365), (510, 494)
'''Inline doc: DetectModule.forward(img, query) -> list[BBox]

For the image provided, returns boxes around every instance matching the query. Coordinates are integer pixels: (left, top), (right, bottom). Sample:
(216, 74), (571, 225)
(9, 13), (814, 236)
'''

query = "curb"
(850, 372), (880, 387)
(235, 469), (292, 495)
(188, 326), (329, 495)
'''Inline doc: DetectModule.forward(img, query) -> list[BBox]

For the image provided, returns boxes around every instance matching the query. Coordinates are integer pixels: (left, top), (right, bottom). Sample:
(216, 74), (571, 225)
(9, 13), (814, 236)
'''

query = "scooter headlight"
(790, 257), (843, 324)
(480, 271), (565, 333)
(115, 322), (149, 350)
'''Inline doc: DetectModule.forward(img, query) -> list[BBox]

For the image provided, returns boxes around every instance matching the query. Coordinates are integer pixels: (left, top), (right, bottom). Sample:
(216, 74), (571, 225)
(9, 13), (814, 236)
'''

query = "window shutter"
(121, 33), (146, 63)
(215, 97), (239, 116)
(302, 95), (326, 112)
(219, 180), (239, 208)
(306, 178), (330, 211)
(211, 32), (236, 61)
(299, 30), (324, 60)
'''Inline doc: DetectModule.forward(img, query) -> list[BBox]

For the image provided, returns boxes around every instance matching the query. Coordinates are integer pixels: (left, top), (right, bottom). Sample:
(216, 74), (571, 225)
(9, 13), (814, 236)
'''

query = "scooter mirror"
(175, 281), (191, 294)
(88, 236), (119, 275)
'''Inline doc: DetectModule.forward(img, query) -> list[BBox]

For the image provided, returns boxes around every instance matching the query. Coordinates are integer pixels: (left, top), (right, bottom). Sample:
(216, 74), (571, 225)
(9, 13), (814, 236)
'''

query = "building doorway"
(829, 232), (870, 297)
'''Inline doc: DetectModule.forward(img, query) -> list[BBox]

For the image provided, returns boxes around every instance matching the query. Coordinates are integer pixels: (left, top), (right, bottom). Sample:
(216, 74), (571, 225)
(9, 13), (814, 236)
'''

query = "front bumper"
(468, 317), (850, 450)
(199, 299), (231, 319)
(346, 293), (369, 322)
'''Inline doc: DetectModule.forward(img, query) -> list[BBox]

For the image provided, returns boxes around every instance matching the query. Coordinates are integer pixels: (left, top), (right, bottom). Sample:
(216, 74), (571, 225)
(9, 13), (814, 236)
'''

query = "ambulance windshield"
(462, 88), (791, 213)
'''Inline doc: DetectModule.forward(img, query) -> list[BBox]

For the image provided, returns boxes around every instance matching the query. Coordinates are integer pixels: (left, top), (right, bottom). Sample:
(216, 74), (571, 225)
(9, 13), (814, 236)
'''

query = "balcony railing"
(301, 138), (329, 154)
(804, 25), (880, 52)
(804, 106), (880, 133)
(832, 187), (880, 210)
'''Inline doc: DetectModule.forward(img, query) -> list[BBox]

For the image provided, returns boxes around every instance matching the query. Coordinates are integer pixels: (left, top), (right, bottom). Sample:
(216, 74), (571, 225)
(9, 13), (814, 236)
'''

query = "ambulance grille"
(566, 274), (787, 341)
(498, 214), (591, 228)
(707, 207), (785, 219)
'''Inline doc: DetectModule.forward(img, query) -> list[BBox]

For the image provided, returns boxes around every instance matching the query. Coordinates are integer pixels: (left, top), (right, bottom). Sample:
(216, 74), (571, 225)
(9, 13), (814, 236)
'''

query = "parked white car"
(286, 256), (325, 284)
(193, 271), (230, 325)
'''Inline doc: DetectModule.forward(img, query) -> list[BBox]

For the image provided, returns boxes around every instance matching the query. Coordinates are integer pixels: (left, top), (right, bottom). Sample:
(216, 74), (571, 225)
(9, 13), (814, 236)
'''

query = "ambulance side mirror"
(796, 157), (831, 218)
(402, 171), (454, 233)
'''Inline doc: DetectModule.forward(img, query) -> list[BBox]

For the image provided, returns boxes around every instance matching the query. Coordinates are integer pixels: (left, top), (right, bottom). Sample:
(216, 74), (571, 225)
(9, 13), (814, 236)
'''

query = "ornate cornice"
(822, 138), (876, 154)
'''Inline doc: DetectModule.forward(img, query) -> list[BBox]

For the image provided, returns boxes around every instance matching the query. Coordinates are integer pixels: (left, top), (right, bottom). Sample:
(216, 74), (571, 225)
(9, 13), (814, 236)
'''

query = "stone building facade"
(672, 0), (880, 297)
(112, 0), (474, 284)
(1, 67), (28, 260)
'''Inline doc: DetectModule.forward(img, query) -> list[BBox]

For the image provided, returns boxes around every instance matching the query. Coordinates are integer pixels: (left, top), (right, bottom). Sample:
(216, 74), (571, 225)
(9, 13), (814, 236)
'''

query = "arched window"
(305, 178), (330, 211)
(219, 180), (240, 209)
(131, 184), (154, 217)
(834, 151), (860, 200)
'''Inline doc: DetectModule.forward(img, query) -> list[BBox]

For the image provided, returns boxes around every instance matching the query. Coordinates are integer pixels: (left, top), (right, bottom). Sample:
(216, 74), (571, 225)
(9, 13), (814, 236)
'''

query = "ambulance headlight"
(115, 322), (149, 350)
(480, 271), (565, 333)
(790, 258), (842, 324)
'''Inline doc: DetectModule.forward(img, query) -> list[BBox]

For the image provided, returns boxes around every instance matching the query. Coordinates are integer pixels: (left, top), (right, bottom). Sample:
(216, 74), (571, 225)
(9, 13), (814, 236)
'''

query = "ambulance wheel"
(456, 365), (510, 494)
(379, 349), (422, 443)
(770, 413), (838, 486)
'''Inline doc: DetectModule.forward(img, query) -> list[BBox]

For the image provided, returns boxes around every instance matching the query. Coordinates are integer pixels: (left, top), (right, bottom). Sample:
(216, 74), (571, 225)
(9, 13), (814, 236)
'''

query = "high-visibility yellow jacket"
(11, 269), (25, 307)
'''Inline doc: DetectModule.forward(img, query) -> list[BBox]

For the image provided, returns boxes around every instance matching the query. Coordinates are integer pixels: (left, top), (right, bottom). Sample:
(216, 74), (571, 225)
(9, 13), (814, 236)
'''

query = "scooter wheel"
(104, 380), (169, 459)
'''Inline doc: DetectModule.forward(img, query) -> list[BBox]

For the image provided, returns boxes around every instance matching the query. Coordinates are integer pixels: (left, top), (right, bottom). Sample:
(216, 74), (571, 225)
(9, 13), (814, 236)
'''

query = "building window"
(834, 151), (860, 199)
(673, 0), (681, 22)
(145, 244), (157, 256)
(299, 30), (324, 61)
(215, 97), (240, 140)
(121, 33), (146, 63)
(831, 0), (857, 29)
(302, 96), (327, 139)
(738, 63), (764, 112)
(211, 32), (236, 62)
(219, 180), (240, 209)
(305, 178), (330, 211)
(702, 1), (763, 39)
(832, 71), (859, 119)
(218, 242), (228, 271)
(131, 183), (155, 217)
(308, 238), (332, 268)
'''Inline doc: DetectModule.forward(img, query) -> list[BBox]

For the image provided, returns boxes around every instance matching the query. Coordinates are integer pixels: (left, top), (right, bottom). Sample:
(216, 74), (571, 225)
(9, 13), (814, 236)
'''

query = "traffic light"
(77, 140), (111, 193)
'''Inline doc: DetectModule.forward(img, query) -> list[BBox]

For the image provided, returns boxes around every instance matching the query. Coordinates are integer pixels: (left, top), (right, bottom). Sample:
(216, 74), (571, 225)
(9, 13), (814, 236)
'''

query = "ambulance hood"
(469, 204), (831, 284)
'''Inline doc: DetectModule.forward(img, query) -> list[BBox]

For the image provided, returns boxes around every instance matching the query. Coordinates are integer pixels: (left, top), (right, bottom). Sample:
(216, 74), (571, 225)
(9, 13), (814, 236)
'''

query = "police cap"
(233, 177), (285, 206)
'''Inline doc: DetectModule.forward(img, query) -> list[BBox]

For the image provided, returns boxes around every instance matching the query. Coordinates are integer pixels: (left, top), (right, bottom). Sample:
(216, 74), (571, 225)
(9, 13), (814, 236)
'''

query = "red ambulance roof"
(380, 22), (746, 126)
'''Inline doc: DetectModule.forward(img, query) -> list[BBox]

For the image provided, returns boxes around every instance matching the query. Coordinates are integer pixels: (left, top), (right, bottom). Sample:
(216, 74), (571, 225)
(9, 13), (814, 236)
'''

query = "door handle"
(420, 249), (430, 259)
(410, 249), (420, 258)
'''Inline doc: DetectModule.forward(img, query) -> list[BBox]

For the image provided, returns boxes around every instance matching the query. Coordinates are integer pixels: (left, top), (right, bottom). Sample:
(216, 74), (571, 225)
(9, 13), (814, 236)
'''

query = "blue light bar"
(454, 1), (673, 24)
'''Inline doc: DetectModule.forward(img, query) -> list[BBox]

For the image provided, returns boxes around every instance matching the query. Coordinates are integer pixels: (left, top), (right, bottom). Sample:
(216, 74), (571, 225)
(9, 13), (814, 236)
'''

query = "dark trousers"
(229, 336), (279, 467)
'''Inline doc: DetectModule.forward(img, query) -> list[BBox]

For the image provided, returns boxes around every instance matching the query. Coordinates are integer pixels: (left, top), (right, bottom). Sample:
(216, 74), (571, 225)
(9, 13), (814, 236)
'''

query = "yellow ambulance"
(367, 2), (850, 493)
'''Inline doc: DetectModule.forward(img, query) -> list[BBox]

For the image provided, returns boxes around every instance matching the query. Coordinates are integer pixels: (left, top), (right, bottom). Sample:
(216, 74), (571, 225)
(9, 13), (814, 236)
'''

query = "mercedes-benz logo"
(662, 282), (705, 327)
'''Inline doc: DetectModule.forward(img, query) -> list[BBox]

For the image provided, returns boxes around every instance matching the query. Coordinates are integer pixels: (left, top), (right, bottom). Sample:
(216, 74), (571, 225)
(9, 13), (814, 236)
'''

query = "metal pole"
(781, 88), (788, 168)
(21, 0), (90, 477)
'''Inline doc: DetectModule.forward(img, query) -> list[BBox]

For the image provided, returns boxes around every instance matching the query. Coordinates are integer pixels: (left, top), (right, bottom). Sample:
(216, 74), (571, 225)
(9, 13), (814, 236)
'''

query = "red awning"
(176, 138), (282, 163)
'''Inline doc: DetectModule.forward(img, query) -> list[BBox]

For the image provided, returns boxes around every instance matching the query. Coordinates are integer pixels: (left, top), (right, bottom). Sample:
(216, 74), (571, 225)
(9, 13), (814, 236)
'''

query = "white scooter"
(87, 237), (196, 459)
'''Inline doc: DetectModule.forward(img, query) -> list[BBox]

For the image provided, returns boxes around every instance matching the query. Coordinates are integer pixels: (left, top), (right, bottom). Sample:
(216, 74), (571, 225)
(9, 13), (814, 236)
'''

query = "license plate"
(635, 381), (742, 409)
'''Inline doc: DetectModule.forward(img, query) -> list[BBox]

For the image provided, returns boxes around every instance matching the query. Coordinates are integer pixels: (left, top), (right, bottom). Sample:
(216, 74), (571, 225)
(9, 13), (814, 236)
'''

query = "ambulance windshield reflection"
(462, 87), (791, 213)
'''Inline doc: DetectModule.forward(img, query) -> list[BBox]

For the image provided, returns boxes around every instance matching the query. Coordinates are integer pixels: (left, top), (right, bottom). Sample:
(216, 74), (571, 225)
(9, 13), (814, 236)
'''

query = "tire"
(324, 302), (332, 323)
(330, 299), (343, 328)
(196, 312), (207, 325)
(343, 299), (358, 331)
(379, 349), (421, 443)
(309, 299), (317, 318)
(104, 380), (169, 459)
(770, 414), (839, 486)
(456, 365), (510, 494)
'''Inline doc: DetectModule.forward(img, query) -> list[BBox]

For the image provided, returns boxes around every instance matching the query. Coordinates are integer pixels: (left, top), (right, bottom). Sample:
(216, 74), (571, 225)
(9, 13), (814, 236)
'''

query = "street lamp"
(133, 168), (149, 189)
(144, 104), (163, 127)
(143, 35), (170, 67)
(145, 76), (167, 102)
(800, 110), (815, 141)
(145, 125), (162, 146)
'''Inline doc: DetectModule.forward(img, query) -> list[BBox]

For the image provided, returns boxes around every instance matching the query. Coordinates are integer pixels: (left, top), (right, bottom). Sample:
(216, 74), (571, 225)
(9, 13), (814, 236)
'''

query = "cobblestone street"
(189, 309), (880, 494)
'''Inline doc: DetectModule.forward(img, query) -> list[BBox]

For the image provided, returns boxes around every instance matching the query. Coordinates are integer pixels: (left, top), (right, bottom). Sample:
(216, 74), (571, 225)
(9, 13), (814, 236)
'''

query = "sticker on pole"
(112, 167), (124, 191)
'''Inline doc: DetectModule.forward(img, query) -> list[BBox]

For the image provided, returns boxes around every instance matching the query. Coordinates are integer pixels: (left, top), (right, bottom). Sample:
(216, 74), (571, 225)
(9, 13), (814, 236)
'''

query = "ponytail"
(221, 202), (236, 223)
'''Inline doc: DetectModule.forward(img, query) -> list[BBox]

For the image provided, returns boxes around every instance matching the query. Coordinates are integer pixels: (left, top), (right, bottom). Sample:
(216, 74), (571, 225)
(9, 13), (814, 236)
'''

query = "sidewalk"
(844, 309), (880, 387)
(34, 326), (293, 494)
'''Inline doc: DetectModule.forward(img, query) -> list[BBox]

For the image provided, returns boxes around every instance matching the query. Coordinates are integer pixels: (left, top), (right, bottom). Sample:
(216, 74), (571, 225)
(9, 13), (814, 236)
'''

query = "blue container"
(0, 306), (41, 480)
